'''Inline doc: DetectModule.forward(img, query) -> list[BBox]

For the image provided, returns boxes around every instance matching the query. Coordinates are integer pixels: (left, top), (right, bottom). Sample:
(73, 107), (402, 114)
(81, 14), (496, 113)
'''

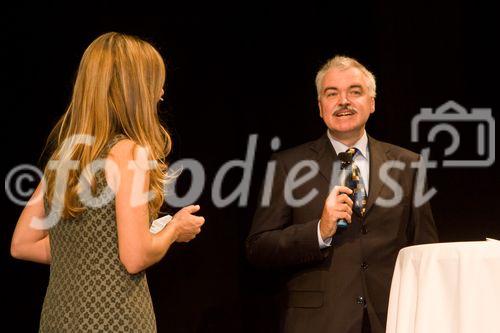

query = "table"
(386, 239), (500, 333)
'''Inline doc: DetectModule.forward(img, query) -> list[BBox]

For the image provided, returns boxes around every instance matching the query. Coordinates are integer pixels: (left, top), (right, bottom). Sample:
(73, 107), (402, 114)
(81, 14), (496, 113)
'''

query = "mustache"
(333, 105), (357, 115)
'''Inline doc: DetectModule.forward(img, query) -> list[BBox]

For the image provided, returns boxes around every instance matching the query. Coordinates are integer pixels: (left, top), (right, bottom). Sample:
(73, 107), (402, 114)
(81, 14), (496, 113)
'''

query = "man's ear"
(318, 99), (324, 118)
(370, 97), (375, 113)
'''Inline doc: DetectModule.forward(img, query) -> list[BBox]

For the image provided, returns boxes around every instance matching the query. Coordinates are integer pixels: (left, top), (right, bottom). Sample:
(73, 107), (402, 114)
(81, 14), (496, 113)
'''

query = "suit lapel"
(311, 133), (338, 189)
(365, 136), (388, 216)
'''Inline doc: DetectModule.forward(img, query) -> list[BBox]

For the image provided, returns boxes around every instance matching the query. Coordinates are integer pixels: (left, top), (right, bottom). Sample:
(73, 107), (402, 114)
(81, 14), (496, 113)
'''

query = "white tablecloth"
(386, 239), (500, 333)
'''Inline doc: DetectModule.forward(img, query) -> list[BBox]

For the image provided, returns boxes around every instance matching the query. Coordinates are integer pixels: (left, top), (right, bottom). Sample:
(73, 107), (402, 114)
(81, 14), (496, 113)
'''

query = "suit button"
(361, 225), (368, 234)
(361, 262), (368, 270)
(356, 296), (366, 306)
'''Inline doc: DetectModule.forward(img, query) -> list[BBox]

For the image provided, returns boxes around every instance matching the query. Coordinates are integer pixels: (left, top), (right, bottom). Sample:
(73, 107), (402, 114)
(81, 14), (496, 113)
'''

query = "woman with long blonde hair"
(10, 32), (204, 332)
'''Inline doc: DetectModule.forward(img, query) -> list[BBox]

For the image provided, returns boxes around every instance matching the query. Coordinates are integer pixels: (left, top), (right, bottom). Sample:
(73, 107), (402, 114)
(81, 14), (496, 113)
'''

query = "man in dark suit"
(246, 56), (438, 333)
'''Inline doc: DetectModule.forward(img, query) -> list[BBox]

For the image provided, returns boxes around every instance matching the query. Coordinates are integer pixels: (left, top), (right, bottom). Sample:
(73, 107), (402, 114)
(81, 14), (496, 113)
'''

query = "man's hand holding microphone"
(319, 186), (354, 241)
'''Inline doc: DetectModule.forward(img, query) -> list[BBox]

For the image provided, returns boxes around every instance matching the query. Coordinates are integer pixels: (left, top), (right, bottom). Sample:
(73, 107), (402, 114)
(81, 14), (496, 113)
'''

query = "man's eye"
(351, 90), (362, 96)
(326, 92), (337, 97)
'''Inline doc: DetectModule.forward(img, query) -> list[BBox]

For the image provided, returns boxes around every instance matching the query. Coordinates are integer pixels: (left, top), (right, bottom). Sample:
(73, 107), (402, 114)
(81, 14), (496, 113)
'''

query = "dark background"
(2, 1), (499, 332)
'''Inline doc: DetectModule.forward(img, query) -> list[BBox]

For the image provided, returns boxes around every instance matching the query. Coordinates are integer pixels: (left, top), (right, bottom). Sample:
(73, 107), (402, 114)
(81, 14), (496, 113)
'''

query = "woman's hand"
(170, 205), (205, 242)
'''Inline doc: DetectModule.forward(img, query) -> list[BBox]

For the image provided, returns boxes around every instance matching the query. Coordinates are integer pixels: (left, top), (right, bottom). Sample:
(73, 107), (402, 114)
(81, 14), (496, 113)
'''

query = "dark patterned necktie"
(342, 148), (368, 217)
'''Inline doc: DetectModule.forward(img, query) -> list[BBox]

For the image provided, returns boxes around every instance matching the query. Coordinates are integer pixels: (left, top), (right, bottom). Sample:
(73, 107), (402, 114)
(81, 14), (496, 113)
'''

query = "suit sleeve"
(246, 154), (328, 269)
(407, 155), (439, 244)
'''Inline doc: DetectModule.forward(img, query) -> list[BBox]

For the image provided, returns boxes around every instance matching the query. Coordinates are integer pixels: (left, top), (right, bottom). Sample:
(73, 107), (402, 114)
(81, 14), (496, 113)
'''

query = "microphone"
(336, 152), (354, 229)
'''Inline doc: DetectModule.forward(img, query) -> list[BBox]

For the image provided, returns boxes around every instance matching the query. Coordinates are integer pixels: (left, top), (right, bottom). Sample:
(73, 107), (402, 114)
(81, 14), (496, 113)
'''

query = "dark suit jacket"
(246, 133), (438, 333)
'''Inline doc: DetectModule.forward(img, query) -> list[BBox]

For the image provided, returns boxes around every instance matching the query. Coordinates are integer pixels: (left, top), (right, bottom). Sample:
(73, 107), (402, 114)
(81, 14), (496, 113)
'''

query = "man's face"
(318, 67), (375, 140)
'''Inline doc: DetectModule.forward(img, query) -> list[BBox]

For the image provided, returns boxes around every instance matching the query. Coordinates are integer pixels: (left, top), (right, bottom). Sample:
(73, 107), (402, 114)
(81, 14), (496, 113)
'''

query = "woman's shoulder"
(107, 137), (149, 168)
(109, 137), (136, 156)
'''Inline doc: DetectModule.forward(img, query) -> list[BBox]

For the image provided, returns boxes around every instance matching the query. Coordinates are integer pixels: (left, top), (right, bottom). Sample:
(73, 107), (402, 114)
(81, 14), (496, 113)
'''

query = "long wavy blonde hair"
(43, 32), (171, 219)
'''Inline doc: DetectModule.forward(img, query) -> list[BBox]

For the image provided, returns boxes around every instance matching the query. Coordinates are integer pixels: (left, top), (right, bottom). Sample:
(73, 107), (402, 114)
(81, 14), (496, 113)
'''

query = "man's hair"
(315, 55), (376, 98)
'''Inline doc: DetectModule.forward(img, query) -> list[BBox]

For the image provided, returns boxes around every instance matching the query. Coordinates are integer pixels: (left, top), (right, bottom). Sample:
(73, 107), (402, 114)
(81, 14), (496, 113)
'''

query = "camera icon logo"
(411, 100), (495, 167)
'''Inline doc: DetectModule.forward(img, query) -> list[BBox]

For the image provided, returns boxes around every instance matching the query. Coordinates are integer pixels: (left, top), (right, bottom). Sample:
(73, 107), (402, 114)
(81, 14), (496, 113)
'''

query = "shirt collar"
(327, 130), (369, 159)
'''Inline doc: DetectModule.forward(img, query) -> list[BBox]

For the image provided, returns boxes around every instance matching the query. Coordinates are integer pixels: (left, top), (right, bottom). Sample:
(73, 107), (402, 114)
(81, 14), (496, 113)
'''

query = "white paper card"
(150, 215), (173, 234)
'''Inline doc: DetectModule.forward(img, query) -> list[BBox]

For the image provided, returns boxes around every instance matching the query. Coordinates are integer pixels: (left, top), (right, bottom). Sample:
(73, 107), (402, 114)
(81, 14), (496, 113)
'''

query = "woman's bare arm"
(109, 140), (204, 274)
(11, 182), (51, 264)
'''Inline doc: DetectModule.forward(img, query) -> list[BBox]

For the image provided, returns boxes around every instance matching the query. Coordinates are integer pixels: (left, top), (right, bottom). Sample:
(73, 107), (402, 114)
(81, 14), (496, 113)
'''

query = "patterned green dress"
(39, 136), (157, 332)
